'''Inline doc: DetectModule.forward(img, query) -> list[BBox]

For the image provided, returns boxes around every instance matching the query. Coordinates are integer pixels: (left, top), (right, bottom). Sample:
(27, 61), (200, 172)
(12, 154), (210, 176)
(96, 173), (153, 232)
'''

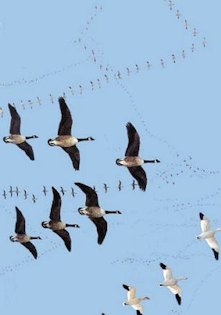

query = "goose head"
(3, 136), (11, 143)
(116, 158), (124, 166)
(48, 139), (55, 146)
(10, 235), (17, 242)
(78, 207), (88, 215)
(41, 221), (50, 228)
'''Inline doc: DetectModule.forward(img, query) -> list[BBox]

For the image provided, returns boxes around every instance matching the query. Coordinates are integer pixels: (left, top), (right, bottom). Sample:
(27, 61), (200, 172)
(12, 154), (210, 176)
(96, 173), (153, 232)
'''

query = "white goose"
(160, 263), (187, 305)
(197, 212), (221, 260)
(122, 284), (150, 315)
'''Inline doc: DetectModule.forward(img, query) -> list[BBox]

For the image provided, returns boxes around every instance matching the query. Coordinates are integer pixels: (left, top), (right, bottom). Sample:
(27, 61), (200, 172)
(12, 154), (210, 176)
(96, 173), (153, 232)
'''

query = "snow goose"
(122, 284), (150, 314)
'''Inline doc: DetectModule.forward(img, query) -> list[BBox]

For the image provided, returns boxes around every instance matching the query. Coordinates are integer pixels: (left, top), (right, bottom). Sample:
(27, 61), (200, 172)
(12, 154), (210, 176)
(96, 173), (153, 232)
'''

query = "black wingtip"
(199, 212), (204, 220)
(160, 262), (167, 269)
(175, 294), (181, 305)
(122, 284), (130, 291)
(212, 249), (219, 260)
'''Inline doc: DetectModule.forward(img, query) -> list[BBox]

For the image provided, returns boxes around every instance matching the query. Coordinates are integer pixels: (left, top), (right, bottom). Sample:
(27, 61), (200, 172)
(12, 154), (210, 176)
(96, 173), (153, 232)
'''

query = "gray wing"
(15, 207), (26, 234)
(125, 122), (140, 156)
(53, 229), (71, 251)
(89, 217), (107, 245)
(50, 187), (61, 221)
(58, 97), (73, 135)
(21, 242), (38, 259)
(128, 166), (147, 191)
(62, 146), (80, 170)
(75, 182), (99, 207)
(8, 103), (21, 134)
(17, 142), (35, 160)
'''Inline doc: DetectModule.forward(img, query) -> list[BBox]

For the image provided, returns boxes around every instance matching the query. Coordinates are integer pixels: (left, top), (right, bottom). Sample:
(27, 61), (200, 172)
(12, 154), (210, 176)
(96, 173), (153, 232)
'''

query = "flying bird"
(42, 187), (79, 251)
(116, 122), (160, 191)
(3, 104), (38, 160)
(10, 207), (41, 259)
(75, 182), (121, 244)
(122, 284), (150, 315)
(197, 212), (221, 260)
(160, 263), (187, 305)
(48, 97), (95, 170)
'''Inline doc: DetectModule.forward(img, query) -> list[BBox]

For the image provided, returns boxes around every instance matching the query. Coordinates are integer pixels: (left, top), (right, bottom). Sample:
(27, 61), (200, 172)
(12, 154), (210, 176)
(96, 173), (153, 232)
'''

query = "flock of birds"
(2, 97), (220, 314)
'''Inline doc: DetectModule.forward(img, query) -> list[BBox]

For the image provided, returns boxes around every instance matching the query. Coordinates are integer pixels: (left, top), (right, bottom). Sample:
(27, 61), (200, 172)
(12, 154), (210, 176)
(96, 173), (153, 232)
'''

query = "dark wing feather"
(8, 104), (21, 134)
(212, 248), (219, 260)
(128, 166), (147, 191)
(175, 294), (181, 305)
(58, 97), (73, 135)
(21, 242), (38, 259)
(125, 122), (140, 156)
(89, 217), (107, 245)
(17, 142), (35, 160)
(15, 207), (26, 234)
(53, 229), (71, 251)
(137, 311), (142, 315)
(75, 182), (99, 207)
(62, 146), (80, 170)
(50, 187), (61, 221)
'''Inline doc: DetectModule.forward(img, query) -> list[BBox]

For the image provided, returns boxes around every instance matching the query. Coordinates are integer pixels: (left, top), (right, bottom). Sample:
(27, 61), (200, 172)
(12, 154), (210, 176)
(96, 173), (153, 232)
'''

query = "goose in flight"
(122, 284), (150, 314)
(160, 263), (187, 305)
(75, 182), (122, 244)
(197, 212), (221, 260)
(42, 187), (80, 251)
(48, 97), (95, 170)
(10, 207), (41, 259)
(3, 104), (38, 160)
(116, 122), (160, 191)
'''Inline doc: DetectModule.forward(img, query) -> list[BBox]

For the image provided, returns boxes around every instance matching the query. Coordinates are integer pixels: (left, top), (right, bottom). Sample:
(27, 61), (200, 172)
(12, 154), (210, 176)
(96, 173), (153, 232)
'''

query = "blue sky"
(0, 0), (220, 314)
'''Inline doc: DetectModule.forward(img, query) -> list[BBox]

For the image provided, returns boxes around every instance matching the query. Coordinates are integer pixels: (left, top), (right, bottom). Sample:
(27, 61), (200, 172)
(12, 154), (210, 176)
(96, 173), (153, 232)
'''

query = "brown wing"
(128, 166), (147, 191)
(58, 97), (73, 135)
(50, 187), (61, 221)
(15, 207), (26, 234)
(53, 229), (71, 251)
(125, 122), (140, 156)
(62, 146), (80, 170)
(75, 182), (99, 207)
(17, 142), (35, 160)
(8, 103), (21, 134)
(89, 217), (107, 245)
(21, 242), (38, 259)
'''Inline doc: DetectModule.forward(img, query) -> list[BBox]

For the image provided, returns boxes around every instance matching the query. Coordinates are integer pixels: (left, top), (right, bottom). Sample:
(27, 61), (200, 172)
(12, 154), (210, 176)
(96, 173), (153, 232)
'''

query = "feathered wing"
(62, 146), (80, 170)
(21, 242), (38, 259)
(58, 97), (73, 135)
(53, 229), (71, 251)
(50, 187), (62, 221)
(206, 237), (219, 260)
(131, 304), (143, 314)
(200, 213), (210, 232)
(122, 285), (136, 300)
(8, 103), (21, 134)
(75, 182), (99, 207)
(128, 166), (147, 191)
(160, 263), (173, 281)
(89, 217), (107, 245)
(125, 122), (140, 156)
(17, 142), (35, 160)
(15, 207), (26, 234)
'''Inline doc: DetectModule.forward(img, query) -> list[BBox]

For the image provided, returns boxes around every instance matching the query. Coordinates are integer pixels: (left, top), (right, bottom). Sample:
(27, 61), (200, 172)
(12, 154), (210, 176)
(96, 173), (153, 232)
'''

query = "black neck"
(77, 137), (89, 142)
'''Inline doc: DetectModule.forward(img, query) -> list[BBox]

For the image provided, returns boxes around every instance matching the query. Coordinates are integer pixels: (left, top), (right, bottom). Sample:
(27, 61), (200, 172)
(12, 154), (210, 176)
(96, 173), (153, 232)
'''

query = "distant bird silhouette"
(60, 186), (66, 196)
(3, 104), (38, 160)
(75, 182), (122, 244)
(9, 186), (13, 197)
(2, 190), (7, 199)
(24, 190), (28, 200)
(48, 97), (95, 170)
(116, 122), (160, 191)
(43, 186), (48, 196)
(118, 180), (123, 191)
(103, 183), (109, 193)
(32, 194), (37, 203)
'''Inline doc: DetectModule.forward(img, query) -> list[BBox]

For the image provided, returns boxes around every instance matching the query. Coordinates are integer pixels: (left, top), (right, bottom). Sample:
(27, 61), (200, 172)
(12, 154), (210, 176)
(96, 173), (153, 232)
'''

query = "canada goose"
(10, 207), (41, 259)
(42, 187), (80, 251)
(116, 122), (160, 191)
(48, 97), (95, 170)
(159, 263), (187, 305)
(196, 212), (221, 260)
(3, 104), (38, 160)
(122, 284), (150, 315)
(75, 182), (122, 244)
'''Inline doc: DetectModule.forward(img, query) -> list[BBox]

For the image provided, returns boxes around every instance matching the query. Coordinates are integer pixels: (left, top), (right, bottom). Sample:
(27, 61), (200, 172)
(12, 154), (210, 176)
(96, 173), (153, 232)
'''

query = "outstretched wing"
(160, 263), (173, 281)
(75, 182), (99, 207)
(15, 207), (26, 234)
(206, 237), (219, 260)
(128, 166), (147, 191)
(89, 217), (107, 245)
(8, 104), (21, 135)
(21, 242), (38, 259)
(53, 229), (71, 251)
(58, 97), (73, 135)
(125, 122), (140, 156)
(199, 212), (210, 232)
(122, 284), (136, 300)
(62, 146), (80, 170)
(17, 142), (35, 160)
(50, 187), (62, 221)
